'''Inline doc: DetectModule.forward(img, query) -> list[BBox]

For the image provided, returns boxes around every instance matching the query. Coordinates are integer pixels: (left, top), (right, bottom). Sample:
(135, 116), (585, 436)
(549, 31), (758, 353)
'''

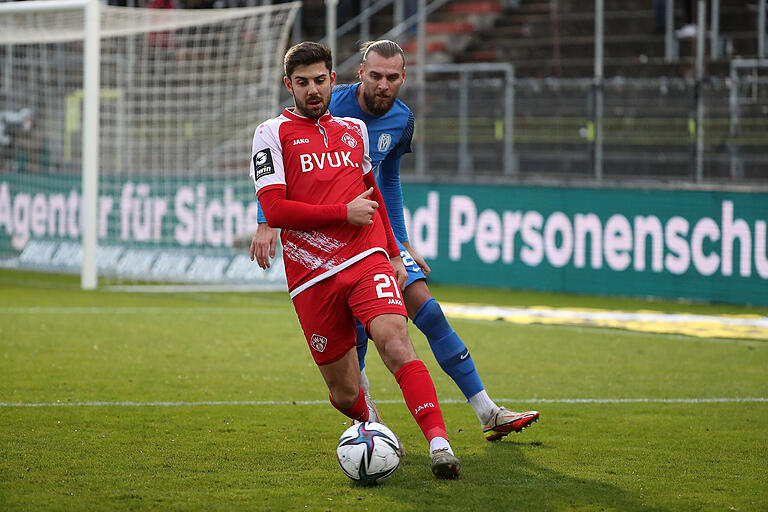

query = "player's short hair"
(361, 40), (405, 68)
(284, 42), (333, 78)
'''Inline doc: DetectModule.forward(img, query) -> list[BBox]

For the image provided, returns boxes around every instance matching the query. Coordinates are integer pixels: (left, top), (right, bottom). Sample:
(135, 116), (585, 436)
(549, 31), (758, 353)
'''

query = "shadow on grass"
(468, 439), (670, 512)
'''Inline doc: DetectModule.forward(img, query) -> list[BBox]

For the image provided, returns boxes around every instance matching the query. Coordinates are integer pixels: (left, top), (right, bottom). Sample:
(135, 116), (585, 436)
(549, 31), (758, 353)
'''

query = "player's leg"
(354, 319), (371, 394)
(291, 275), (375, 423)
(316, 347), (369, 422)
(353, 318), (397, 453)
(405, 279), (485, 401)
(401, 242), (540, 440)
(405, 280), (539, 439)
(366, 313), (459, 479)
(350, 255), (460, 479)
(400, 243), (485, 403)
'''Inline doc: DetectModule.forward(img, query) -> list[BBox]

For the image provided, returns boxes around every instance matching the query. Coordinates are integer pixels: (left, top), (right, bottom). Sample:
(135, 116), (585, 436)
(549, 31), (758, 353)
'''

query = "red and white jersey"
(250, 108), (390, 297)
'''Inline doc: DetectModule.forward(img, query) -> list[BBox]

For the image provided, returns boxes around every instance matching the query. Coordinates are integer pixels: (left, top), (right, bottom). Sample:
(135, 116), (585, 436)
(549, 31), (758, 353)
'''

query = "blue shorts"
(398, 240), (426, 289)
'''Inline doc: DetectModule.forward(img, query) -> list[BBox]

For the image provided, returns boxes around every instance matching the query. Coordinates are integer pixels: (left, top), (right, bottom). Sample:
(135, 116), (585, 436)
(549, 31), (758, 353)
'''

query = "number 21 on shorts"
(373, 273), (402, 299)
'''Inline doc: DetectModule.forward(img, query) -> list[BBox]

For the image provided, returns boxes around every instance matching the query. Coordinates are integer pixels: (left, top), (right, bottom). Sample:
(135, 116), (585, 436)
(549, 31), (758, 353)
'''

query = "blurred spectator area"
(7, 0), (764, 184)
(101, 0), (762, 79)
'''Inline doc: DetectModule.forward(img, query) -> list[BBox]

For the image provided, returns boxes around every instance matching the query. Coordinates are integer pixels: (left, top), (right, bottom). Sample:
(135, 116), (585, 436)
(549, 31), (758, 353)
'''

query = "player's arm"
(400, 240), (431, 277)
(377, 156), (408, 243)
(249, 200), (279, 269)
(258, 189), (347, 229)
(376, 157), (430, 276)
(258, 186), (380, 230)
(356, 118), (406, 287)
(364, 172), (406, 288)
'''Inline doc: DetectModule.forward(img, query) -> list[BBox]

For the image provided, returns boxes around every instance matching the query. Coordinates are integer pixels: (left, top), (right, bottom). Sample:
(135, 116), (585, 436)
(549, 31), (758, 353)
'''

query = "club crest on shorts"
(341, 132), (357, 149)
(310, 334), (328, 352)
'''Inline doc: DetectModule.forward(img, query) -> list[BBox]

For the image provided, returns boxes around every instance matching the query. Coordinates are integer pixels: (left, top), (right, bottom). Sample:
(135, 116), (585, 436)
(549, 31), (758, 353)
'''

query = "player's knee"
(379, 336), (418, 373)
(404, 280), (431, 319)
(329, 385), (359, 410)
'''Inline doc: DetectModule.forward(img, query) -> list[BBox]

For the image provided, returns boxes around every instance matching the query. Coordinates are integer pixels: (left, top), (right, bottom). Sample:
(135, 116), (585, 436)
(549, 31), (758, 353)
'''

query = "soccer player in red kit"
(249, 42), (460, 479)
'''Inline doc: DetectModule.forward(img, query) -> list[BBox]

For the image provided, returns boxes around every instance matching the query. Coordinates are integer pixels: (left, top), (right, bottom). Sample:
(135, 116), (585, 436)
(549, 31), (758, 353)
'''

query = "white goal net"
(0, 1), (298, 290)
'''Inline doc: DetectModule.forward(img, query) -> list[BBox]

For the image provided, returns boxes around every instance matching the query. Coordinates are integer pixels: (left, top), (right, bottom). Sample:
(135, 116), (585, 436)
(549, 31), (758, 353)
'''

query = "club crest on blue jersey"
(377, 133), (392, 152)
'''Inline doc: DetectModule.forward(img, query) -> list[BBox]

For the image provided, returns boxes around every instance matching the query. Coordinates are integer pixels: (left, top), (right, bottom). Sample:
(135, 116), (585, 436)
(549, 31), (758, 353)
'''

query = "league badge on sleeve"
(253, 148), (275, 180)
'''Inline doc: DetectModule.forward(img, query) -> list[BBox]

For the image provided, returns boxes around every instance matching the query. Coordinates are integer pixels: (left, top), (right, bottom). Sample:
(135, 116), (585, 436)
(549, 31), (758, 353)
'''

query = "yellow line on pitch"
(439, 303), (768, 341)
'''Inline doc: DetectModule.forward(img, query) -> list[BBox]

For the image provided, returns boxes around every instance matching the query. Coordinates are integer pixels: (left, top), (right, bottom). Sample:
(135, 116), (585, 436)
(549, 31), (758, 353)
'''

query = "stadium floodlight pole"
(361, 0), (371, 43)
(394, 0), (404, 28)
(0, 0), (100, 290)
(760, 0), (766, 59)
(415, 0), (426, 176)
(711, 0), (720, 59)
(325, 0), (338, 68)
(728, 60), (741, 179)
(593, 0), (604, 181)
(665, 0), (676, 61)
(504, 64), (516, 176)
(695, 0), (706, 183)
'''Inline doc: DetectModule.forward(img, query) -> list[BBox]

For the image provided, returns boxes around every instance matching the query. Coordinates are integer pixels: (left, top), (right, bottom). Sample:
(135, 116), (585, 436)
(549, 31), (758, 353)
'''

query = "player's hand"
(346, 187), (379, 226)
(390, 256), (407, 290)
(402, 241), (431, 277)
(250, 223), (277, 269)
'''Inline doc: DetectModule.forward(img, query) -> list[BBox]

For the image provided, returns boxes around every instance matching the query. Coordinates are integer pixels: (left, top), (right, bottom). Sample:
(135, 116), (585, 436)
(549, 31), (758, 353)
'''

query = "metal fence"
(397, 61), (768, 184)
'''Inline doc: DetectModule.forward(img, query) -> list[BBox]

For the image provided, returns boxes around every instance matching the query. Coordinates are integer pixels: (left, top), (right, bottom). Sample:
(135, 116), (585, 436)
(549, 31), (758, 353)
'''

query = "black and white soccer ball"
(336, 421), (401, 483)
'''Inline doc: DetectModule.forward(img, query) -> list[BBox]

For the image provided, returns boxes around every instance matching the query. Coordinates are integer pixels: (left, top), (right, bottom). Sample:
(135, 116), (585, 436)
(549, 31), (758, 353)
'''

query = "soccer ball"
(336, 421), (401, 483)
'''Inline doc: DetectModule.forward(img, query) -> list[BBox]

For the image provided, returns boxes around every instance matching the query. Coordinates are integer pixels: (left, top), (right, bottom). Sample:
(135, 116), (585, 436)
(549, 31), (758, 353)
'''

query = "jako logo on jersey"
(300, 151), (357, 172)
(413, 402), (435, 414)
(341, 132), (357, 148)
(310, 334), (327, 352)
(293, 138), (310, 145)
(377, 133), (392, 152)
(388, 298), (403, 306)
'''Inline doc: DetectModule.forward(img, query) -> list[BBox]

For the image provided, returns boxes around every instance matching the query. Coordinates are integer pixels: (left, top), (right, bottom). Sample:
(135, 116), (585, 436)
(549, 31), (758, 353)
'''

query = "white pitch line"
(1, 398), (765, 408)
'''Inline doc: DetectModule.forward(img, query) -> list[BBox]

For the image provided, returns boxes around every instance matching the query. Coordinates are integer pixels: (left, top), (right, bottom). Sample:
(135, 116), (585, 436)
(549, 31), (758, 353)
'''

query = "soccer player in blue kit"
(252, 40), (539, 442)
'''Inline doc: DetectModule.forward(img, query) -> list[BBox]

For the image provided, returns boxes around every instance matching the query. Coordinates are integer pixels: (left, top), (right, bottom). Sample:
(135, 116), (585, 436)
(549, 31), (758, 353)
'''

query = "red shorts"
(291, 253), (407, 366)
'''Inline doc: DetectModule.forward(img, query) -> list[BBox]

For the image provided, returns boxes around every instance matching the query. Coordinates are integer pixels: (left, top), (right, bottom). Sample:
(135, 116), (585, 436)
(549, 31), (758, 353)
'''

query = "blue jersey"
(256, 83), (414, 243)
(329, 83), (413, 243)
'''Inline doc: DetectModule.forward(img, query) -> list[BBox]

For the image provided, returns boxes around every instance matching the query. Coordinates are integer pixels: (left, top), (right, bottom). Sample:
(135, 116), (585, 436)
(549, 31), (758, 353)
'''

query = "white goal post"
(1, 0), (101, 289)
(0, 1), (299, 290)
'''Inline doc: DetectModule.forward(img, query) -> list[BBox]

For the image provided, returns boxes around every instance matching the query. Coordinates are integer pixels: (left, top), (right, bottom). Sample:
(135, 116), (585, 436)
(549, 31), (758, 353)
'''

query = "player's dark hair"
(361, 40), (405, 68)
(283, 42), (333, 78)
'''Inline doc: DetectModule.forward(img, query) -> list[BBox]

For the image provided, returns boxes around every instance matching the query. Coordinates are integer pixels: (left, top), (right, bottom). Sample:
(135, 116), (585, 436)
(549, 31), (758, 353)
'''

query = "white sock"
(360, 368), (370, 395)
(468, 389), (499, 424)
(429, 436), (453, 455)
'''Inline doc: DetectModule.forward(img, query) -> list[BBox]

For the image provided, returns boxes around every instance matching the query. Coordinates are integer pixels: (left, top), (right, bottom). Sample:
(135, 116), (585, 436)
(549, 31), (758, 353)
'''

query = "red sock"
(329, 386), (369, 422)
(395, 360), (448, 442)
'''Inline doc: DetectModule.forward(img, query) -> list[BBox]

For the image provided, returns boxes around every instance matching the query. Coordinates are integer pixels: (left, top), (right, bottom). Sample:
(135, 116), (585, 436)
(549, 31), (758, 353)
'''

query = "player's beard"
(294, 92), (329, 119)
(362, 88), (396, 116)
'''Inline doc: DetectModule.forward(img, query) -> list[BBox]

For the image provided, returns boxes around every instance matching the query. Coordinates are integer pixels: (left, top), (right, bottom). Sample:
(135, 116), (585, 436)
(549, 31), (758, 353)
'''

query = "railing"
(397, 71), (768, 185)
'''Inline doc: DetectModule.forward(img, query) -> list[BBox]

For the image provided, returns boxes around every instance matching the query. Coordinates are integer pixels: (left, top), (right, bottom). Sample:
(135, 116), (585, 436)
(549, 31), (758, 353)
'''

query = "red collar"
(282, 107), (332, 123)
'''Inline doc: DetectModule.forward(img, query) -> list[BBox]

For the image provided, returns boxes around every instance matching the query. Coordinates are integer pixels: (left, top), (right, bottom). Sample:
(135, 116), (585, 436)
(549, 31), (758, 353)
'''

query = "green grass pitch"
(1, 269), (766, 511)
